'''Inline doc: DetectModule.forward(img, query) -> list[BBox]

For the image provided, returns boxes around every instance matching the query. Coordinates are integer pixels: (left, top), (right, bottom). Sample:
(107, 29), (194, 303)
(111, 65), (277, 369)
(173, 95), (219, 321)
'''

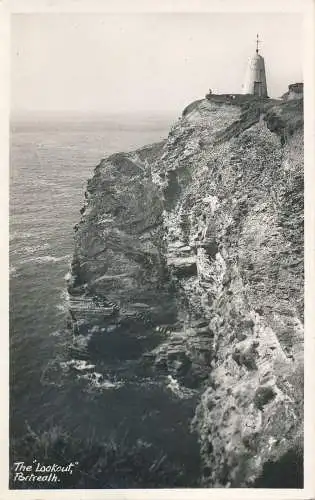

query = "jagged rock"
(167, 256), (197, 278)
(69, 92), (303, 487)
(201, 239), (219, 258)
(232, 339), (259, 370)
(253, 383), (276, 410)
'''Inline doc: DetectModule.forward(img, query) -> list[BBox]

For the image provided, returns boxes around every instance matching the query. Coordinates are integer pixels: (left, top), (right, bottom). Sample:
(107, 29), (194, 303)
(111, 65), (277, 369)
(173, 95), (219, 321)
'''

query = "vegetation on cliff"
(11, 424), (196, 489)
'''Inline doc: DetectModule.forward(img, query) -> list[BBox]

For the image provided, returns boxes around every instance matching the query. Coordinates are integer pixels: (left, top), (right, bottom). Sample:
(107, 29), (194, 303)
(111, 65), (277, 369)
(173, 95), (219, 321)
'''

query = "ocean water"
(9, 113), (201, 487)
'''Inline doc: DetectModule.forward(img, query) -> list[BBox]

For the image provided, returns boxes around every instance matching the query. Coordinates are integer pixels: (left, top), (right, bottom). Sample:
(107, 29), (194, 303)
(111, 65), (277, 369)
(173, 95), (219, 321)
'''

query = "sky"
(11, 12), (303, 114)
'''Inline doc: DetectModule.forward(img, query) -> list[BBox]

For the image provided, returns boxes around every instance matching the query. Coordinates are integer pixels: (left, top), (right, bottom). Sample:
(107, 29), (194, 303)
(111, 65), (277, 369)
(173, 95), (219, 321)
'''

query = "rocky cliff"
(67, 93), (303, 487)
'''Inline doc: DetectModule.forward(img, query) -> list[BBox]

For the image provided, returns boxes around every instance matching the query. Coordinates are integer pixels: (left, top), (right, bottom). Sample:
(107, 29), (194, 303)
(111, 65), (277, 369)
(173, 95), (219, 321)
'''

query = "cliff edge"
(68, 93), (303, 487)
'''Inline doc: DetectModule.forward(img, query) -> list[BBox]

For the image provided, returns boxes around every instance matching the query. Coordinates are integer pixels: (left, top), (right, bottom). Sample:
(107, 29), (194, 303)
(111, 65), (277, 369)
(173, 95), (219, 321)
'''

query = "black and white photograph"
(4, 0), (314, 495)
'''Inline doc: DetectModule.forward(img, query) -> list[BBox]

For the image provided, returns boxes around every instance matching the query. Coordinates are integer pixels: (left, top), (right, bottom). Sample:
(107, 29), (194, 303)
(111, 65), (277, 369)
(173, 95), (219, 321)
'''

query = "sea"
(9, 112), (201, 487)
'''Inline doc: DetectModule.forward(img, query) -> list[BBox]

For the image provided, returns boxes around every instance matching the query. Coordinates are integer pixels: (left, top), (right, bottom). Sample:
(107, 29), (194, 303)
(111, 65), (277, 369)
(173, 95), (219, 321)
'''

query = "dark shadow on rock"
(252, 448), (303, 488)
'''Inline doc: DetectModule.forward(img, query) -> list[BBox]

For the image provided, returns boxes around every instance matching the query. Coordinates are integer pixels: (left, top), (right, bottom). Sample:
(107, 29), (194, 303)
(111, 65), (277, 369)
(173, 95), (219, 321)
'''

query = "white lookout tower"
(242, 34), (268, 97)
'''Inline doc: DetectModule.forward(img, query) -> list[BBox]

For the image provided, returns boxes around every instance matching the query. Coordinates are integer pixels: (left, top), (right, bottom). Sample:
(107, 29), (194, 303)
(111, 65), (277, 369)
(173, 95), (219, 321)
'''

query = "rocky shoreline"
(67, 92), (304, 487)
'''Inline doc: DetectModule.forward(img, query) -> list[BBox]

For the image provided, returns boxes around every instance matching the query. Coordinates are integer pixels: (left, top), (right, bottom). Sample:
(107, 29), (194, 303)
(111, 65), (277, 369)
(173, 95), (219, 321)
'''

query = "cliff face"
(68, 95), (303, 487)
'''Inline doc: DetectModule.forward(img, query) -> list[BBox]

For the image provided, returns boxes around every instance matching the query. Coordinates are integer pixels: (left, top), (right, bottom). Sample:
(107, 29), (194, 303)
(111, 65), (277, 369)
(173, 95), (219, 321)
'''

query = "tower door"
(253, 81), (261, 96)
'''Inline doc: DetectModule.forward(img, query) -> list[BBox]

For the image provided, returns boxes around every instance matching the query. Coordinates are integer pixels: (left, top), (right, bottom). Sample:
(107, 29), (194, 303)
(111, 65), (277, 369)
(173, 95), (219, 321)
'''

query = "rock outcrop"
(68, 92), (303, 487)
(282, 83), (304, 101)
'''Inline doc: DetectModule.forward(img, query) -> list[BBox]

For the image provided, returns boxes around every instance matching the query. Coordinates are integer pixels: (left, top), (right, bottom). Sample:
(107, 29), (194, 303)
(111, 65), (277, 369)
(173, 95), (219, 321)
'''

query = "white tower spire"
(242, 34), (268, 97)
(256, 33), (260, 53)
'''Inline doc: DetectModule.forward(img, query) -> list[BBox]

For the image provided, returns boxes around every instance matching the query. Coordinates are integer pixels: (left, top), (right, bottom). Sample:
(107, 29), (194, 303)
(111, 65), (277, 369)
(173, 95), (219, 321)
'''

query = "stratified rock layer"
(69, 95), (303, 487)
